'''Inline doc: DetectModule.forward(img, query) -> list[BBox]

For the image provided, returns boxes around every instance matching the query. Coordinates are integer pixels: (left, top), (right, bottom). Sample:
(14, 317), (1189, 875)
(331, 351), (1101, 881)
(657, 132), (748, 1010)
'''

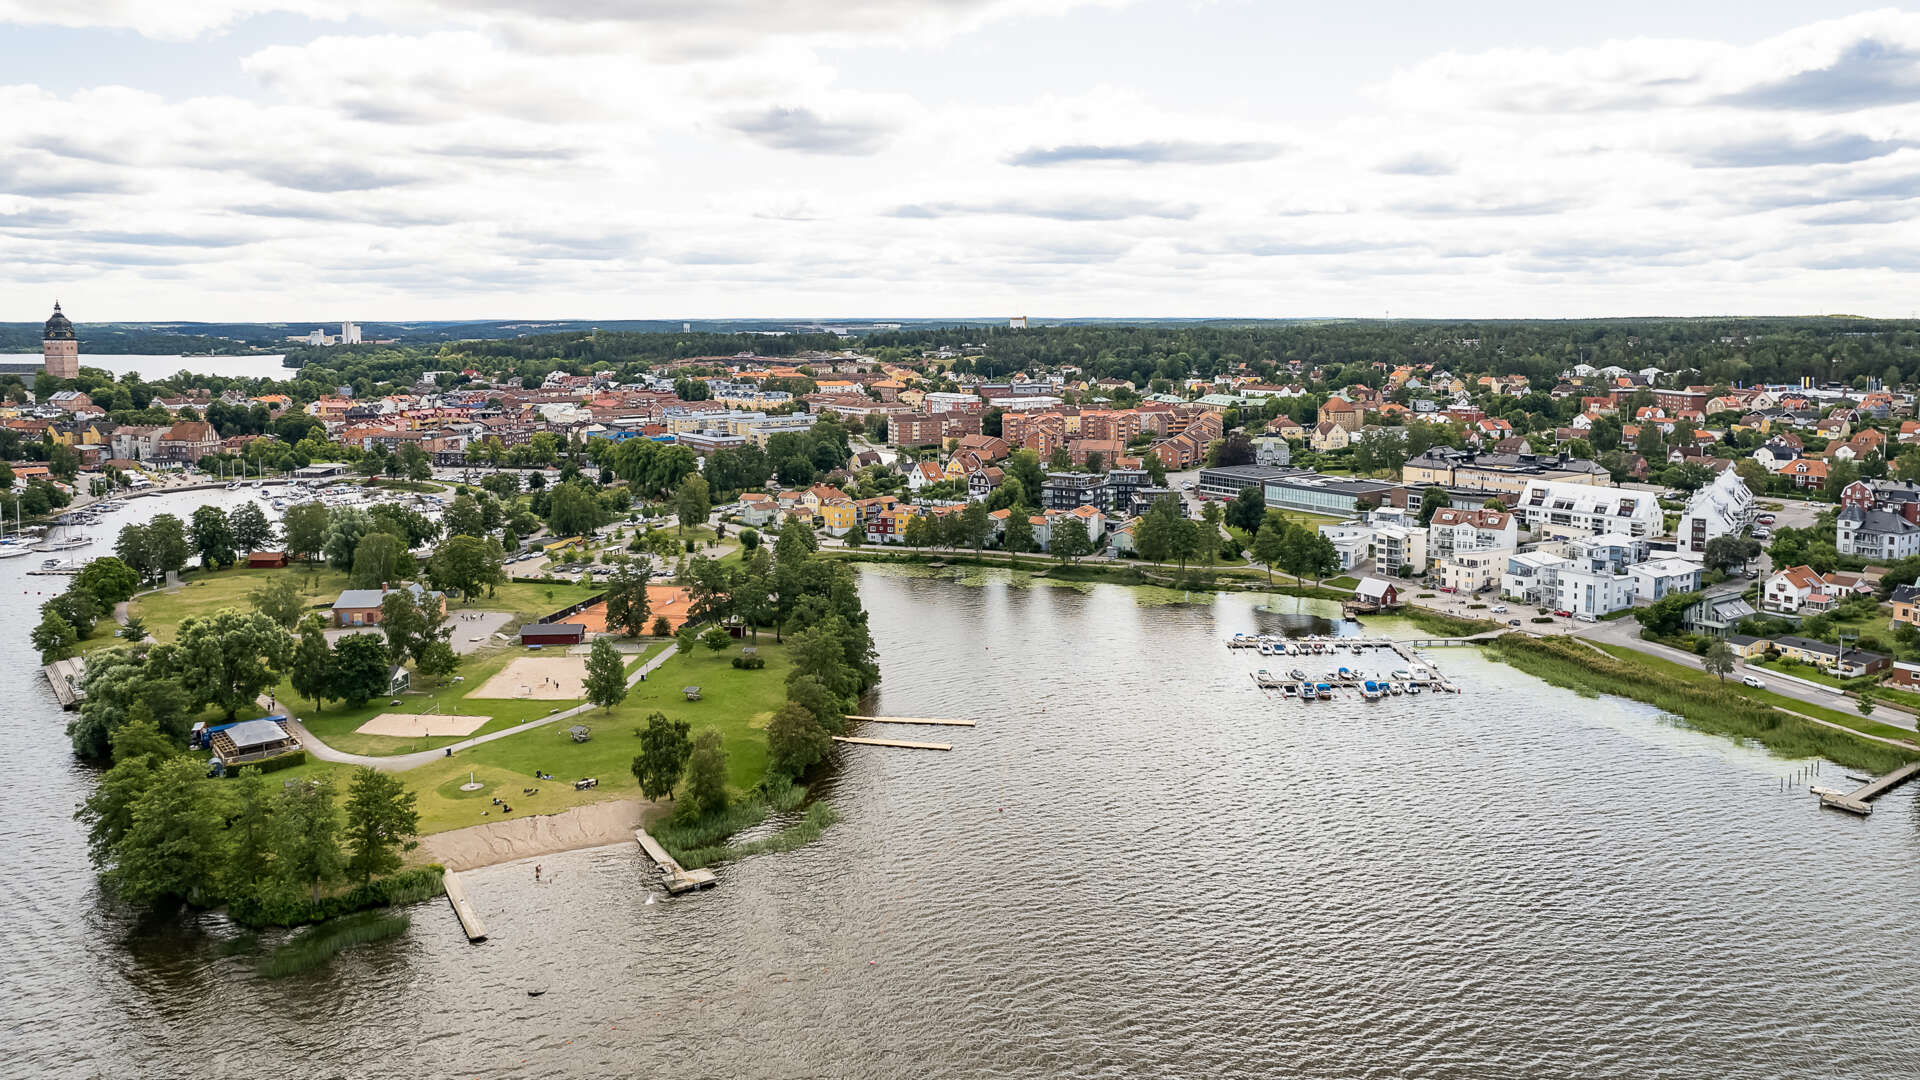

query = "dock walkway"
(42, 656), (87, 709)
(833, 734), (952, 751)
(1816, 759), (1920, 815)
(845, 715), (975, 727)
(443, 872), (488, 943)
(634, 827), (717, 894)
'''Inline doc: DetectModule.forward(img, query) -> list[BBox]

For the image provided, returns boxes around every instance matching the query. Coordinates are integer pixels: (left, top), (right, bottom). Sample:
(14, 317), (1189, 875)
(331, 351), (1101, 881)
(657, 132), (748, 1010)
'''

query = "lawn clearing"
(471, 655), (588, 700)
(356, 712), (491, 737)
(130, 565), (349, 642)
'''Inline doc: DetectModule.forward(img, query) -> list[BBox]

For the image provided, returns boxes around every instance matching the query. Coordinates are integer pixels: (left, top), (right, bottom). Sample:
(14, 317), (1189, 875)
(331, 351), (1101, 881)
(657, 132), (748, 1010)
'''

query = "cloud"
(888, 197), (1197, 221)
(244, 160), (425, 193)
(1722, 37), (1920, 112)
(1005, 140), (1282, 167)
(724, 106), (895, 155)
(1691, 132), (1916, 168)
(1375, 151), (1456, 176)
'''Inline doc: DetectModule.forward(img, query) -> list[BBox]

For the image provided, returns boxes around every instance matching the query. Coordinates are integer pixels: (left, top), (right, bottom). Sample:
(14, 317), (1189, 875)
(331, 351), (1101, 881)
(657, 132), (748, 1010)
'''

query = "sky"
(6, 1), (1920, 322)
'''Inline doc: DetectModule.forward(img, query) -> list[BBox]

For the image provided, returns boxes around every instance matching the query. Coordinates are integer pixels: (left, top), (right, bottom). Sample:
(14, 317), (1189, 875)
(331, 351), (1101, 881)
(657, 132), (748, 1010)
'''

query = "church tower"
(42, 301), (78, 379)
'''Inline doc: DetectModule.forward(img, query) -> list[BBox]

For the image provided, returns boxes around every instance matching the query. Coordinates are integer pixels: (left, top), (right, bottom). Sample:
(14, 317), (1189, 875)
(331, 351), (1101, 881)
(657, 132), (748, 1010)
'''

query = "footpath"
(276, 643), (679, 773)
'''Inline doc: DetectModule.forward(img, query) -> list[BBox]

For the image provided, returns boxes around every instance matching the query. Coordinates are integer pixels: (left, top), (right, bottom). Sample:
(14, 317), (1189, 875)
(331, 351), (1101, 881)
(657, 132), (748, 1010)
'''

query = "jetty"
(42, 656), (87, 709)
(845, 715), (976, 727)
(832, 734), (952, 751)
(635, 827), (717, 895)
(1814, 759), (1920, 815)
(443, 872), (488, 943)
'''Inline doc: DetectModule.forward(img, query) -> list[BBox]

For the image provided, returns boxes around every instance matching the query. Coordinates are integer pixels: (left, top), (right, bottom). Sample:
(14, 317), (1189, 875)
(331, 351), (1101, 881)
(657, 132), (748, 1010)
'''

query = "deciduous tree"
(632, 712), (692, 800)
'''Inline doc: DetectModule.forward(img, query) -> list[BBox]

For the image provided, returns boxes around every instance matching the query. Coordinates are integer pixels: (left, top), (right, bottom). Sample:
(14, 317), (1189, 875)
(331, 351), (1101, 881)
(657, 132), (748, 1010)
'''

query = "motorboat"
(1360, 680), (1384, 701)
(0, 546), (31, 559)
(1289, 669), (1308, 682)
(34, 536), (91, 552)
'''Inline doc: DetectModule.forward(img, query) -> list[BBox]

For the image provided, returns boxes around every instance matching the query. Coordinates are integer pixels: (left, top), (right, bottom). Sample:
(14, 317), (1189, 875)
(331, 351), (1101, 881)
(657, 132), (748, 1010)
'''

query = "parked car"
(1575, 613), (1598, 623)
(1745, 569), (1760, 579)
(1507, 619), (1522, 627)
(1741, 674), (1766, 689)
(1491, 605), (1508, 613)
(1553, 609), (1573, 618)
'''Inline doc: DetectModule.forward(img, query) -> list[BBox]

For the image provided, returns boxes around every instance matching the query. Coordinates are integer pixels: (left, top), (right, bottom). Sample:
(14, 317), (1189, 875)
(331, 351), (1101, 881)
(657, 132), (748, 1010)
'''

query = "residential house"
(1440, 549), (1510, 595)
(1513, 479), (1663, 539)
(1426, 507), (1517, 562)
(1779, 458), (1828, 490)
(1317, 397), (1363, 432)
(1891, 584), (1920, 627)
(1771, 635), (1889, 678)
(1837, 505), (1920, 560)
(1628, 557), (1702, 601)
(1310, 421), (1351, 452)
(1762, 564), (1825, 614)
(1353, 578), (1402, 610)
(154, 421), (220, 464)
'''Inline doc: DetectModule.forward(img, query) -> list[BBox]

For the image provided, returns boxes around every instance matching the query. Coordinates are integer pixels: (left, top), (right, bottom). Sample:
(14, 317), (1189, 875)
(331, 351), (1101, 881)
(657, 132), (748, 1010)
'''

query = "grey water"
(3, 557), (1917, 1079)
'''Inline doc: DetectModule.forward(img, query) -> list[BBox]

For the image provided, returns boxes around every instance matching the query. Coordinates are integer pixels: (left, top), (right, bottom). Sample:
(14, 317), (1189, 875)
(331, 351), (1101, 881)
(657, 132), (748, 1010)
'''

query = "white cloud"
(8, 5), (1920, 317)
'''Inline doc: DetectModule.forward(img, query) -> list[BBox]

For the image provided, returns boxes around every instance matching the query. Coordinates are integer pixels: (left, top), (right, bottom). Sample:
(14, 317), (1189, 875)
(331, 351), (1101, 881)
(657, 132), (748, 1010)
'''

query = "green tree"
(223, 769), (274, 902)
(584, 636), (628, 710)
(1002, 512), (1035, 554)
(190, 503), (238, 570)
(632, 712), (692, 800)
(604, 565), (652, 637)
(343, 767), (420, 883)
(97, 756), (226, 907)
(1702, 640), (1735, 682)
(350, 531), (416, 589)
(701, 623), (733, 651)
(329, 632), (391, 707)
(1251, 518), (1292, 584)
(417, 638), (459, 680)
(165, 610), (294, 718)
(766, 701), (831, 779)
(75, 556), (140, 606)
(280, 501), (331, 562)
(249, 574), (306, 629)
(378, 587), (430, 661)
(145, 513), (191, 578)
(31, 608), (77, 662)
(290, 614), (334, 709)
(681, 728), (730, 818)
(426, 534), (505, 600)
(1416, 485), (1452, 526)
(1225, 486), (1266, 532)
(675, 473), (710, 537)
(548, 482), (604, 537)
(1050, 517), (1093, 562)
(228, 501), (276, 552)
(271, 776), (344, 907)
(322, 507), (374, 570)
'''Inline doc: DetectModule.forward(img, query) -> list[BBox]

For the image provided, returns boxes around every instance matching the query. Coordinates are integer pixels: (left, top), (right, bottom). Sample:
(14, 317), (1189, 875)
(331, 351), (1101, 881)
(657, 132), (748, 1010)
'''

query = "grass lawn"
(1274, 510), (1344, 529)
(396, 640), (790, 834)
(1595, 645), (1917, 744)
(461, 580), (601, 618)
(1326, 575), (1360, 590)
(130, 565), (352, 642)
(274, 648), (545, 756)
(1748, 657), (1872, 690)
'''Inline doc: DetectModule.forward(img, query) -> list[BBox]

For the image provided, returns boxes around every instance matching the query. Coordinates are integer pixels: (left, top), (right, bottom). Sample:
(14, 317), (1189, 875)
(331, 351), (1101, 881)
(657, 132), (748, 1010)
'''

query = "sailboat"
(0, 502), (31, 558)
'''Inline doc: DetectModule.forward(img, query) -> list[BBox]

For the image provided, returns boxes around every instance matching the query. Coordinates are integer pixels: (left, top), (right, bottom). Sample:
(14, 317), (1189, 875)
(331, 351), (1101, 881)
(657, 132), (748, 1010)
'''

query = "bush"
(731, 655), (766, 670)
(228, 865), (444, 928)
(1530, 617), (1555, 624)
(258, 911), (411, 978)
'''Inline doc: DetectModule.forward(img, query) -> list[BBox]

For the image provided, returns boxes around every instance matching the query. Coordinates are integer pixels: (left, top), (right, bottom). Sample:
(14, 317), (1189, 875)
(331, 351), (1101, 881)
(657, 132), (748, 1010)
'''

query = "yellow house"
(819, 498), (857, 537)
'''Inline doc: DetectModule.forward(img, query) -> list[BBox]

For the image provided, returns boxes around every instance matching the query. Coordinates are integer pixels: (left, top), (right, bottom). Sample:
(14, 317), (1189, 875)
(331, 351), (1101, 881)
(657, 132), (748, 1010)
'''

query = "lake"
(3, 552), (1917, 1078)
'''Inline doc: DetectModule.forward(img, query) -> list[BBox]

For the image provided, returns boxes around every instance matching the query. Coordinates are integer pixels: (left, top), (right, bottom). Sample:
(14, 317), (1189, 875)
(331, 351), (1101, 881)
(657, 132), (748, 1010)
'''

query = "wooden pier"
(635, 827), (717, 894)
(42, 656), (87, 709)
(832, 734), (952, 751)
(443, 872), (488, 943)
(845, 715), (976, 727)
(1815, 759), (1920, 815)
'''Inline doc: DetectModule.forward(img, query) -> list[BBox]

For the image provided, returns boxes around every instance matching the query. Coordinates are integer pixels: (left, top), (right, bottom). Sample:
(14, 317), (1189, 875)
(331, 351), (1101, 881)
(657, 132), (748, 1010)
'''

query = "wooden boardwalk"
(845, 715), (976, 727)
(42, 657), (87, 709)
(634, 828), (717, 894)
(443, 872), (488, 943)
(1816, 759), (1920, 815)
(833, 734), (952, 751)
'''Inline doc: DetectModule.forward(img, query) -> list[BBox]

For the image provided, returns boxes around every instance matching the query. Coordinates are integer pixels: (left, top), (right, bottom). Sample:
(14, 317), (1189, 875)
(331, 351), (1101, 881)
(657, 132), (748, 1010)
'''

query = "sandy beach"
(420, 799), (659, 871)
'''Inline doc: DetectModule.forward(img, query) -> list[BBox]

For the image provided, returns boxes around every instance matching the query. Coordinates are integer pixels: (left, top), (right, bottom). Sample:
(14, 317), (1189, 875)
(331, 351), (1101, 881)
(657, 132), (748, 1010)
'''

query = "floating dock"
(832, 734), (953, 751)
(42, 656), (87, 709)
(443, 872), (488, 943)
(635, 827), (718, 894)
(845, 715), (976, 727)
(1815, 759), (1920, 815)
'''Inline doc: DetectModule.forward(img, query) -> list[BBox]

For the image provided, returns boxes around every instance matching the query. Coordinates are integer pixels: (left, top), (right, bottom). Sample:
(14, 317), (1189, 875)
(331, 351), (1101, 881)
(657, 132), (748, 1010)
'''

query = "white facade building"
(341, 321), (362, 345)
(1427, 507), (1518, 562)
(1675, 468), (1755, 560)
(1629, 557), (1703, 601)
(1514, 479), (1664, 540)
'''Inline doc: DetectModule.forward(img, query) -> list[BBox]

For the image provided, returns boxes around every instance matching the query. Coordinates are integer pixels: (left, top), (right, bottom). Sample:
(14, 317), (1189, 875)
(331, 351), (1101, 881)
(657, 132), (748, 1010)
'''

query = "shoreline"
(418, 798), (662, 872)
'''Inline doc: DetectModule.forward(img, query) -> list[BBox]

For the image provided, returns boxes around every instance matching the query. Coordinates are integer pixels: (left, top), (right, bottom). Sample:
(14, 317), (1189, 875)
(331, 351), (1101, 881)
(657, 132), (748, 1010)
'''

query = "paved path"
(280, 643), (680, 772)
(1572, 613), (1919, 732)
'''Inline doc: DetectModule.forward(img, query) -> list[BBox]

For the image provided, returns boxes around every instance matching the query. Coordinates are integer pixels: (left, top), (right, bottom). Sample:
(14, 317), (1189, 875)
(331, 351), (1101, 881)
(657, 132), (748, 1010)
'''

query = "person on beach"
(534, 864), (542, 882)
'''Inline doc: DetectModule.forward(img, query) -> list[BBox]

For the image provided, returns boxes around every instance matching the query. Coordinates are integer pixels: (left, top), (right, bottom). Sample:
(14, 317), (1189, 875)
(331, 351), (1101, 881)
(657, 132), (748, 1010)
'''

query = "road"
(1573, 611), (1917, 732)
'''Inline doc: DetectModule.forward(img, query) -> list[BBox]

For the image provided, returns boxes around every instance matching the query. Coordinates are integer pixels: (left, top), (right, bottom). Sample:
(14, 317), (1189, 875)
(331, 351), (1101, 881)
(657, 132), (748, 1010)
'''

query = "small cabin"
(247, 551), (289, 569)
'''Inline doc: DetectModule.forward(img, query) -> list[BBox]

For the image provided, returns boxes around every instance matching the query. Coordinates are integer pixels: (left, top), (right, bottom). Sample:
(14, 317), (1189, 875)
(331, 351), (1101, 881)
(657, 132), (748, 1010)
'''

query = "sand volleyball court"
(471, 655), (589, 700)
(355, 712), (491, 737)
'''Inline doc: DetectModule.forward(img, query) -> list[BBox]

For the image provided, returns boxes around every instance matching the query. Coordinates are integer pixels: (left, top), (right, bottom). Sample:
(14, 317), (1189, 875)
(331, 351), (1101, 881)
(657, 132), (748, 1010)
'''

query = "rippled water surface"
(5, 554), (1919, 1079)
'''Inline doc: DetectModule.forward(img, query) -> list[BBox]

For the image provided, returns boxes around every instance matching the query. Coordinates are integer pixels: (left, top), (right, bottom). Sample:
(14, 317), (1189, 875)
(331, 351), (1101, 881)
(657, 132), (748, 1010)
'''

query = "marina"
(1239, 633), (1465, 700)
